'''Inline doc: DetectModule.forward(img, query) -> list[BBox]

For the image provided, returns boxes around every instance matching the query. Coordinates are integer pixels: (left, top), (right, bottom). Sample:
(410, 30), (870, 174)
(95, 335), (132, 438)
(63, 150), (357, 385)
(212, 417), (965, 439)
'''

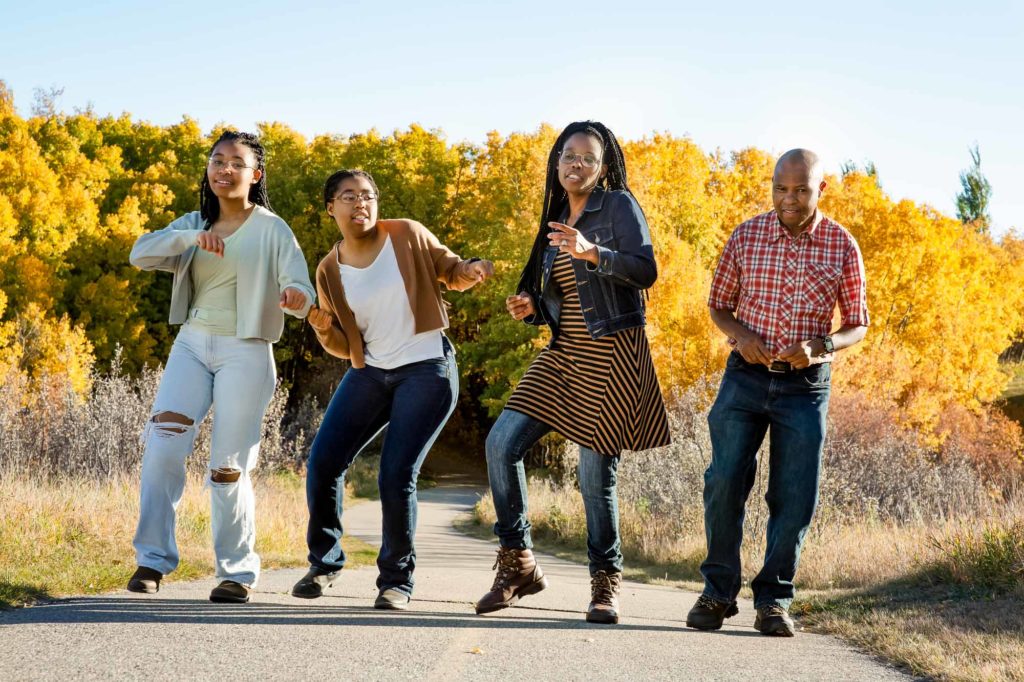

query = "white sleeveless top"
(339, 235), (444, 369)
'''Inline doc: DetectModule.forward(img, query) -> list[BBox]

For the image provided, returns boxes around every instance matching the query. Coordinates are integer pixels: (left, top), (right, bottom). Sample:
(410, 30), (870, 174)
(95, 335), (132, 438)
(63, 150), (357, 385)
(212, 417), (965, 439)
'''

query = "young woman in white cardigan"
(126, 131), (314, 604)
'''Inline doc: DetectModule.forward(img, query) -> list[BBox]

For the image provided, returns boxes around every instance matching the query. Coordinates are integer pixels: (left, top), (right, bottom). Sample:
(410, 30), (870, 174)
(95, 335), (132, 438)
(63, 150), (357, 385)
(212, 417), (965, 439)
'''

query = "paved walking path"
(0, 483), (911, 681)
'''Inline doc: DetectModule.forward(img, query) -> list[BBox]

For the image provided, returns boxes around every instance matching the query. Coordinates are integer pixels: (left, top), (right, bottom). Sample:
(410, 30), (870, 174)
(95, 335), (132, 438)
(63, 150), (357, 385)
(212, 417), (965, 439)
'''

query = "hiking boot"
(291, 568), (341, 599)
(585, 570), (622, 624)
(209, 580), (251, 604)
(374, 588), (411, 610)
(126, 566), (162, 594)
(474, 547), (549, 615)
(685, 594), (739, 630)
(754, 603), (795, 637)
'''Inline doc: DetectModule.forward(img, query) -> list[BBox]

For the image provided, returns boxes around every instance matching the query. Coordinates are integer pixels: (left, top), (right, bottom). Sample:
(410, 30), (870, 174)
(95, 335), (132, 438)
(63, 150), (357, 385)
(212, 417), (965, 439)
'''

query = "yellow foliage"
(822, 173), (1024, 433)
(646, 235), (729, 394)
(0, 79), (1021, 441)
(0, 304), (94, 401)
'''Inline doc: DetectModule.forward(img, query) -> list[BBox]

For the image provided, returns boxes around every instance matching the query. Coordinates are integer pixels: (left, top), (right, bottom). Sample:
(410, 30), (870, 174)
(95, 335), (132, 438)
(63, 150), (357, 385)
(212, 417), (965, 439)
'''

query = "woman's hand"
(196, 232), (225, 257)
(280, 288), (307, 311)
(506, 293), (535, 321)
(547, 222), (598, 265)
(306, 305), (334, 331)
(466, 259), (495, 284)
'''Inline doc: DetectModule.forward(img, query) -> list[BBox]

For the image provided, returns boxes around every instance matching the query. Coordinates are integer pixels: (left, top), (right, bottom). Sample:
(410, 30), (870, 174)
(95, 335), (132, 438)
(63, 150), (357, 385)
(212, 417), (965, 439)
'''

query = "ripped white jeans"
(133, 324), (276, 586)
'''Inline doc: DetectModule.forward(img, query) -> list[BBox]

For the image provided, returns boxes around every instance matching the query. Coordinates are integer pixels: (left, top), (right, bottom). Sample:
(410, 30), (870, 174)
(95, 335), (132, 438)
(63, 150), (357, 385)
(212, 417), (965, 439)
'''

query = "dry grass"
(470, 480), (1024, 681)
(0, 472), (377, 608)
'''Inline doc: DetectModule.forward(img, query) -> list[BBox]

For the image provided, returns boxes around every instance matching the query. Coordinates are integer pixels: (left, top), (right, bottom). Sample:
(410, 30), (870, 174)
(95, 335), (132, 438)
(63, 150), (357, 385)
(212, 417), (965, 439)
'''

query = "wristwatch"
(819, 335), (835, 355)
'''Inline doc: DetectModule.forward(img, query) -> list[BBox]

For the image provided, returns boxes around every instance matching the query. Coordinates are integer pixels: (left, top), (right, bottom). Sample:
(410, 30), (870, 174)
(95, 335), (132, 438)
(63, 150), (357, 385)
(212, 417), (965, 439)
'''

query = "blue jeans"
(485, 409), (623, 575)
(134, 324), (275, 586)
(305, 339), (458, 596)
(701, 352), (831, 609)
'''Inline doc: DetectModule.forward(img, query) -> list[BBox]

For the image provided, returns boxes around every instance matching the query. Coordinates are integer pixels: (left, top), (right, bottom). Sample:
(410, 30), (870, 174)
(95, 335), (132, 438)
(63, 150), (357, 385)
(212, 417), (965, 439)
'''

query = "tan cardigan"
(314, 219), (480, 367)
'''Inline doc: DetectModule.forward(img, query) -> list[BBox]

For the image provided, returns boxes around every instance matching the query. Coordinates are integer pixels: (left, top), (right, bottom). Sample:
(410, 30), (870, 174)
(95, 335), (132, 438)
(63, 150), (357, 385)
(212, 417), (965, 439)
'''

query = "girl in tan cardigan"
(292, 169), (493, 609)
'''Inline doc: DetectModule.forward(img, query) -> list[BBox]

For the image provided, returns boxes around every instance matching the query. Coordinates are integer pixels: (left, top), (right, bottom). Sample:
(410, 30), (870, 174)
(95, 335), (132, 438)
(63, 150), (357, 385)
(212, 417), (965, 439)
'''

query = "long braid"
(199, 131), (273, 229)
(518, 120), (632, 295)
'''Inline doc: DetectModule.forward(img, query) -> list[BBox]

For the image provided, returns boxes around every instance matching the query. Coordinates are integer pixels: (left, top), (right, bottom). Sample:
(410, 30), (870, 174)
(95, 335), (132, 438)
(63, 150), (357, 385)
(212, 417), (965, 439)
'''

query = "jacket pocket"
(585, 226), (616, 250)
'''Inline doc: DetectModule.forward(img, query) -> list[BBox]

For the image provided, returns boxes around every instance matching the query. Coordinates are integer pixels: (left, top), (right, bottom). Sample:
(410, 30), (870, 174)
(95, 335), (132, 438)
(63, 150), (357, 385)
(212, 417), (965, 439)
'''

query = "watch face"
(823, 336), (835, 353)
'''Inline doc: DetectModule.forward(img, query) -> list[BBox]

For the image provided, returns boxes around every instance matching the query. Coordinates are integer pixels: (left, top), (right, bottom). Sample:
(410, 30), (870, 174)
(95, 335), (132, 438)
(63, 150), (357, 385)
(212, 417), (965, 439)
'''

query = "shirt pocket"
(802, 262), (842, 311)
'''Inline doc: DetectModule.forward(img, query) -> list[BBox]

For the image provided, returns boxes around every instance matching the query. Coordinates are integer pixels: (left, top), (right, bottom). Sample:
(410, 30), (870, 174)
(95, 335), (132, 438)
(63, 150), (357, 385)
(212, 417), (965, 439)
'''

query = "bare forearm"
(830, 324), (868, 352)
(709, 308), (758, 342)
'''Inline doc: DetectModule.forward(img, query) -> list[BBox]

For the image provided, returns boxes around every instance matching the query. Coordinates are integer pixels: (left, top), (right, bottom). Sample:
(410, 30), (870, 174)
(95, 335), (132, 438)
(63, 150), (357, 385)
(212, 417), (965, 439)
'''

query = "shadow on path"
(0, 595), (765, 636)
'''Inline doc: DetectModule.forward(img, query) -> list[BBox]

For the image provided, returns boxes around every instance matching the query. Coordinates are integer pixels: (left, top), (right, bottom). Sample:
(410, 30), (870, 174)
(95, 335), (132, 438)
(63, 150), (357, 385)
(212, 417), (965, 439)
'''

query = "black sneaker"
(209, 580), (251, 604)
(685, 594), (739, 630)
(126, 566), (162, 594)
(291, 568), (341, 599)
(754, 604), (795, 637)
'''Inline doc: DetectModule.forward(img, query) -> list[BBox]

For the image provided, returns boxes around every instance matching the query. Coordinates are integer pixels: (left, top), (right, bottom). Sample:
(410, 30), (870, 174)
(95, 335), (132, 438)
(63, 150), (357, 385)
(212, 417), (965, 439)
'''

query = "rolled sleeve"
(708, 235), (741, 310)
(837, 240), (869, 326)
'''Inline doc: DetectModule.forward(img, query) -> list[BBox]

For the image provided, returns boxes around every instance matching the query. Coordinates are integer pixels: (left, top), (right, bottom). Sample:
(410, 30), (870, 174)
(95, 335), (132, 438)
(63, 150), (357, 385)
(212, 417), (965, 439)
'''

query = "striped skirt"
(505, 252), (670, 455)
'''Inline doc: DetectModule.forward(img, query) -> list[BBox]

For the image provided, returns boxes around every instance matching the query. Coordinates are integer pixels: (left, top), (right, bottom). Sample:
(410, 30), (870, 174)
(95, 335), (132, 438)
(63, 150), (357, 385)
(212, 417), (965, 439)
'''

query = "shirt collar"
(770, 209), (824, 243)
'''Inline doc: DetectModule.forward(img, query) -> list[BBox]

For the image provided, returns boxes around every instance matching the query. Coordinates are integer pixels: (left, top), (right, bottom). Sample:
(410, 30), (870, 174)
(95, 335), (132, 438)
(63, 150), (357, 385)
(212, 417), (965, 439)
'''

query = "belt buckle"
(769, 360), (792, 374)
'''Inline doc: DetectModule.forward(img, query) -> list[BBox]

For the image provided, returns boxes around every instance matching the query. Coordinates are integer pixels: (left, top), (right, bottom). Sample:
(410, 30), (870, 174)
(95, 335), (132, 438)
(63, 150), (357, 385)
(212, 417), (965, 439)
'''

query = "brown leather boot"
(474, 547), (548, 615)
(586, 570), (622, 624)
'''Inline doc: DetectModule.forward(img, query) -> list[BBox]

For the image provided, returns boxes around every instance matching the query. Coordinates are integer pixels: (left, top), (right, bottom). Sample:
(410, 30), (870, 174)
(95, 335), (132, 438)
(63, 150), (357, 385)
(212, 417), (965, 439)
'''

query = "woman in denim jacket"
(474, 121), (670, 624)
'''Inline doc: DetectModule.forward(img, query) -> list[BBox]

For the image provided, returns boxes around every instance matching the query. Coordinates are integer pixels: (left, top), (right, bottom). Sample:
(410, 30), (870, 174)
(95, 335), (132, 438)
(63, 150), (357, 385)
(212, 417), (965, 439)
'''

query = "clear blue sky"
(2, 0), (1021, 234)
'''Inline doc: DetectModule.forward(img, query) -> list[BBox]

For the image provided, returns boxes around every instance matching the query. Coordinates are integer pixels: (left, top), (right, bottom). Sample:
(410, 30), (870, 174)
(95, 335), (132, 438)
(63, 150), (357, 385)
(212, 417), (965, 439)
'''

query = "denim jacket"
(517, 188), (657, 340)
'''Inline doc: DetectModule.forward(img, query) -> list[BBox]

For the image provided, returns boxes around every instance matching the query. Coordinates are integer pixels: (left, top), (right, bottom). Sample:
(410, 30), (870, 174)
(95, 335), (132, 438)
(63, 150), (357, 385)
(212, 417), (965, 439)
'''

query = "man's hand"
(506, 293), (535, 321)
(734, 331), (773, 367)
(776, 339), (825, 369)
(306, 305), (334, 332)
(279, 288), (307, 311)
(196, 232), (225, 257)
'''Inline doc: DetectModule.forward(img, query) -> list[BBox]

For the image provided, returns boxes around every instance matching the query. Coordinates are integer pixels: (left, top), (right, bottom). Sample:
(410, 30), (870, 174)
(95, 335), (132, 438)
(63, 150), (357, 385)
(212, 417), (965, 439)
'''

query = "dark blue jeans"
(486, 409), (623, 575)
(701, 352), (831, 609)
(305, 339), (458, 596)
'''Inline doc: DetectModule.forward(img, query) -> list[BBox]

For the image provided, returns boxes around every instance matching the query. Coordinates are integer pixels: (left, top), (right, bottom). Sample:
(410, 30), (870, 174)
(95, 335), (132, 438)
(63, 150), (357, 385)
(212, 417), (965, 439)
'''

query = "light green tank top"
(186, 224), (250, 335)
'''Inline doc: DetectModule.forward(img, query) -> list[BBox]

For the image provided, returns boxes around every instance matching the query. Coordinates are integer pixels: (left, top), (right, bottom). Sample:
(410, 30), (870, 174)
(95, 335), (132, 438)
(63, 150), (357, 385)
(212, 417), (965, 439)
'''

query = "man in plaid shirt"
(686, 149), (869, 637)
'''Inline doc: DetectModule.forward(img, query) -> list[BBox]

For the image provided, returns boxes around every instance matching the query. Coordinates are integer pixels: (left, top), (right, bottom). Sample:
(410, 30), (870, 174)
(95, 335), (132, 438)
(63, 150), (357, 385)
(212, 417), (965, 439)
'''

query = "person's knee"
(149, 411), (194, 436)
(704, 462), (748, 493)
(210, 467), (242, 485)
(378, 469), (417, 500)
(485, 425), (521, 465)
(578, 453), (617, 497)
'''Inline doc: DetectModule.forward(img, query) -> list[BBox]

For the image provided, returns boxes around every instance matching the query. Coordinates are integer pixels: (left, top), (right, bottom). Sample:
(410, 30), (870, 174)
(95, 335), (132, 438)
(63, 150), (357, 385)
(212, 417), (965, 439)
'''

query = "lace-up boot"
(474, 547), (548, 615)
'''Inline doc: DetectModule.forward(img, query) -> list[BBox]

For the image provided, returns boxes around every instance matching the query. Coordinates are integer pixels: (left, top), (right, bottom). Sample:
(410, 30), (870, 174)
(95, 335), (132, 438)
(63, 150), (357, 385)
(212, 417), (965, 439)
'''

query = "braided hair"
(518, 121), (632, 296)
(199, 131), (272, 228)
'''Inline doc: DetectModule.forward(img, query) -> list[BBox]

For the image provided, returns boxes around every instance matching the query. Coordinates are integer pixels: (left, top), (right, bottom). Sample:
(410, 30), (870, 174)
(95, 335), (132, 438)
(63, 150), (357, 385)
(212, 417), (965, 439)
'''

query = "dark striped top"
(505, 251), (670, 455)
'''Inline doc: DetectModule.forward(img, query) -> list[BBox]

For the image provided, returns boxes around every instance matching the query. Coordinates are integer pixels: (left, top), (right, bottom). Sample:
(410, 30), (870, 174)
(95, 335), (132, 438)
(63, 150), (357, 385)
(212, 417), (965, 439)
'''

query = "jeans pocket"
(802, 363), (832, 388)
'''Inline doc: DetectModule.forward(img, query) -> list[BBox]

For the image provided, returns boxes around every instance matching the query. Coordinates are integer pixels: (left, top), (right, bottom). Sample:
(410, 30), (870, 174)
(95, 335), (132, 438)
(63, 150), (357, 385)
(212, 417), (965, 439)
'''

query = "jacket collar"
(559, 186), (609, 221)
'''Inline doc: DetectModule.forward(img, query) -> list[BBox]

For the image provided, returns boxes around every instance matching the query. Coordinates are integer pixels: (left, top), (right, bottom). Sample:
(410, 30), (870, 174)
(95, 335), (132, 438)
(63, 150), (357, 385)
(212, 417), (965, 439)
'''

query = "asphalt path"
(0, 482), (912, 681)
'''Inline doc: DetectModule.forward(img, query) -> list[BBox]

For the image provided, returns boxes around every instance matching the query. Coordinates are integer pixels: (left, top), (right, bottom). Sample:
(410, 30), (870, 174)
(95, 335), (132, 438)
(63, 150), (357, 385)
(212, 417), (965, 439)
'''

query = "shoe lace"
(761, 604), (787, 618)
(490, 548), (521, 589)
(590, 571), (620, 606)
(695, 594), (721, 610)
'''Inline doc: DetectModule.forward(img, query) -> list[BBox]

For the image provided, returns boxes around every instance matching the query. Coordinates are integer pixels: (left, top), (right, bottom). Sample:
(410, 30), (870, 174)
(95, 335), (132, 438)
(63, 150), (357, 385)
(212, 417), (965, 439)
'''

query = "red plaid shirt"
(708, 211), (869, 357)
